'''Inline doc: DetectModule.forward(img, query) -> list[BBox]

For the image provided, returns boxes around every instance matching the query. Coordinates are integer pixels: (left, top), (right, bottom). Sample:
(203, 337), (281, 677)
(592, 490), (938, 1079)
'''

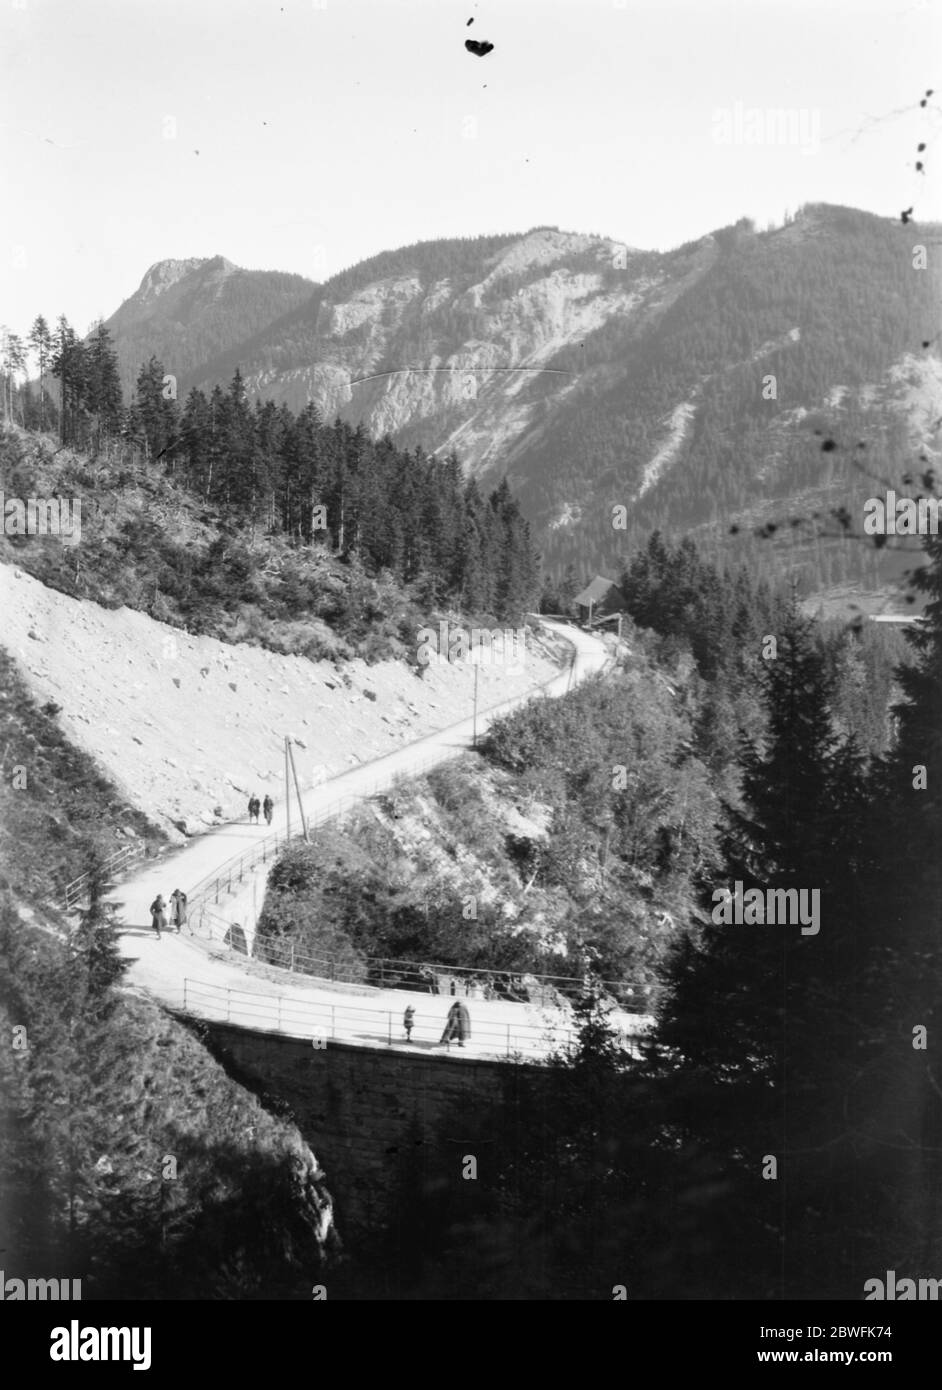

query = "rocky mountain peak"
(137, 256), (233, 303)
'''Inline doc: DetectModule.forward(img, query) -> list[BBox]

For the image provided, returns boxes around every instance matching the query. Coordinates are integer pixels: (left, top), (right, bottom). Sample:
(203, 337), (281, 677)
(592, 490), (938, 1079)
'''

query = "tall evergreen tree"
(28, 314), (52, 431)
(85, 322), (124, 449)
(656, 604), (872, 1296)
(860, 535), (942, 1271)
(131, 356), (178, 462)
(51, 315), (86, 445)
(1, 328), (27, 423)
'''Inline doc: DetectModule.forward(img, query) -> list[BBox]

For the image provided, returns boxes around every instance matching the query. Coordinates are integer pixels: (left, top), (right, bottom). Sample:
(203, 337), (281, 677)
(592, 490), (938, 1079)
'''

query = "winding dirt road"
(109, 621), (651, 1057)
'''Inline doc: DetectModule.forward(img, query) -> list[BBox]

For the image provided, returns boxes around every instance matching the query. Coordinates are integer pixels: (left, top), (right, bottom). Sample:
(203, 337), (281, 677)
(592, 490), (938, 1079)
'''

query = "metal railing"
(188, 902), (651, 1013)
(178, 976), (648, 1060)
(64, 840), (146, 911)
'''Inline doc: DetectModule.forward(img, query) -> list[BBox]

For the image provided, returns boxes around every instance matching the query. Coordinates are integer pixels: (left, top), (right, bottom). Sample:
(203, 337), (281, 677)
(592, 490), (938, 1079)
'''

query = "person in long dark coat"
(150, 895), (167, 939)
(248, 796), (261, 824)
(263, 795), (274, 826)
(440, 1000), (471, 1047)
(169, 888), (187, 933)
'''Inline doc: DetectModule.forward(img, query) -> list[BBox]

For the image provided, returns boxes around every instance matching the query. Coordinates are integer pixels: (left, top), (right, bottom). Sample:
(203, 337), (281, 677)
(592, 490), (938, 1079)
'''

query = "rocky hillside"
(0, 563), (562, 845)
(105, 255), (316, 396)
(103, 208), (942, 603)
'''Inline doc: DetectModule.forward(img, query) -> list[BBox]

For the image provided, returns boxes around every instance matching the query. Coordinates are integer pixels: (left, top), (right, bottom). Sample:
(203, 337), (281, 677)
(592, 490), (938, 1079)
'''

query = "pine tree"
(28, 315), (52, 431)
(69, 870), (129, 1006)
(85, 322), (124, 449)
(656, 604), (872, 1295)
(51, 316), (89, 446)
(132, 356), (178, 463)
(181, 387), (211, 495)
(222, 368), (256, 509)
(1, 328), (26, 423)
(861, 535), (942, 1270)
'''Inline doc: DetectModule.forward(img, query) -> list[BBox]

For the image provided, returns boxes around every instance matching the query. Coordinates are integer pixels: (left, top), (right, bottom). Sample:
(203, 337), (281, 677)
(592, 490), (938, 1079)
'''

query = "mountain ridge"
(102, 204), (942, 604)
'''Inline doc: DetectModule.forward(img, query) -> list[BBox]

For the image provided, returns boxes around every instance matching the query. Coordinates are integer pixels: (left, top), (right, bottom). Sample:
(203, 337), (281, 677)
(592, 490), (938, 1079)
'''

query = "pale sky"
(1, 0), (939, 337)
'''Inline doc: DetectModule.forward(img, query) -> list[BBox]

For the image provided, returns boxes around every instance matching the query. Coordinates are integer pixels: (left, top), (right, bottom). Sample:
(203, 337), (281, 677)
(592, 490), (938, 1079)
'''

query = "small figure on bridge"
(263, 795), (274, 826)
(440, 1000), (471, 1048)
(150, 895), (167, 940)
(248, 795), (261, 824)
(403, 1005), (415, 1042)
(169, 888), (187, 934)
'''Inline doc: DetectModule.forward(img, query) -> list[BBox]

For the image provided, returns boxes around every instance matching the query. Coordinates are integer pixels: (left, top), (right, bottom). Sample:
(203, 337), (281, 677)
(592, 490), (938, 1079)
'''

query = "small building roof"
(573, 575), (624, 607)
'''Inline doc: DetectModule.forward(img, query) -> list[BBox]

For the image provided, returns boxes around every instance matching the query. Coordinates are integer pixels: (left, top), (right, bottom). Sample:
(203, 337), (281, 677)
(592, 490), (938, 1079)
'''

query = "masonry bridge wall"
(200, 1021), (554, 1239)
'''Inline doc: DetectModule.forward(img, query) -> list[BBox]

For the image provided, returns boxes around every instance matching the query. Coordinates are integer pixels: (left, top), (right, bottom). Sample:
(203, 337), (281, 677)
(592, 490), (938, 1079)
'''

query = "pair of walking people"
(248, 795), (274, 825)
(150, 888), (187, 939)
(402, 1000), (471, 1047)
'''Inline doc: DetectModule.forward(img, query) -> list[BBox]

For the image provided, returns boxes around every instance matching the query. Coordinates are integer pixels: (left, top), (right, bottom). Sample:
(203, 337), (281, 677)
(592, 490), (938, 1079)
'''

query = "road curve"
(108, 621), (644, 1059)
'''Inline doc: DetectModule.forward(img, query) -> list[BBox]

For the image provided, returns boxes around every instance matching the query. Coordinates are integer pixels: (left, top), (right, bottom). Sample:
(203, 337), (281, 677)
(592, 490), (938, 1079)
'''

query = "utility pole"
(472, 661), (480, 748)
(285, 738), (291, 841)
(287, 738), (310, 843)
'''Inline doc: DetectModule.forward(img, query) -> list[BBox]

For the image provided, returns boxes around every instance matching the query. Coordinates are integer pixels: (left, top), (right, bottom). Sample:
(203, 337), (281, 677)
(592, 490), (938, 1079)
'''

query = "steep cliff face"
(236, 228), (680, 478)
(135, 257), (213, 304)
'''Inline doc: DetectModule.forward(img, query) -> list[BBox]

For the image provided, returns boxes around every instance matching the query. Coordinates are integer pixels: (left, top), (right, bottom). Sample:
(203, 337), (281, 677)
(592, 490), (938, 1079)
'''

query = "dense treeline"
(619, 529), (782, 679)
(1, 317), (540, 624)
(161, 369), (539, 616)
(340, 533), (941, 1299)
(649, 536), (942, 1297)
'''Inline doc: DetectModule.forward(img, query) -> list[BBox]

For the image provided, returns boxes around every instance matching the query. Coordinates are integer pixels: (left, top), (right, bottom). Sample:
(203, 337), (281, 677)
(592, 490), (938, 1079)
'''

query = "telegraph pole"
(287, 738), (310, 843)
(285, 737), (291, 841)
(472, 661), (480, 748)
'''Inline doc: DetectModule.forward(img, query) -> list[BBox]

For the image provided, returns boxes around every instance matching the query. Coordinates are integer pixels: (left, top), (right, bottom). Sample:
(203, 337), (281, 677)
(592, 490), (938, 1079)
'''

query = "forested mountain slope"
(105, 256), (316, 396)
(98, 207), (941, 603)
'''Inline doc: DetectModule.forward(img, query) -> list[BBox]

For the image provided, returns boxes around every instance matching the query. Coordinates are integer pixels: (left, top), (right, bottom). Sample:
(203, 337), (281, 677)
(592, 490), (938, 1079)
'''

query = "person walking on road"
(403, 1005), (415, 1042)
(440, 1000), (471, 1048)
(263, 795), (274, 826)
(248, 795), (261, 824)
(169, 888), (187, 934)
(150, 894), (167, 940)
